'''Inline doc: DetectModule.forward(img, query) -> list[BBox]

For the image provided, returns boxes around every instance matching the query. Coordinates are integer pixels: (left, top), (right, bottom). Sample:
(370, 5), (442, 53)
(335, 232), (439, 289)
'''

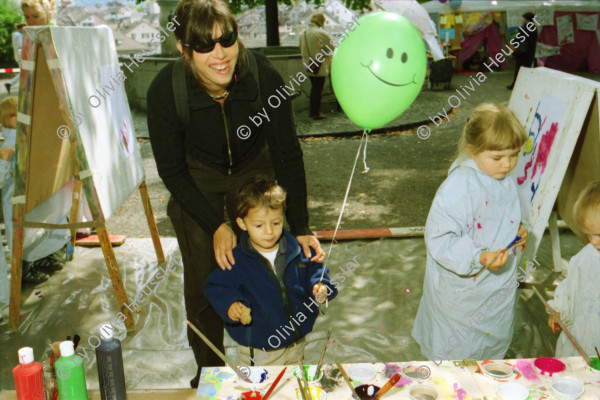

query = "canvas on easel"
(8, 26), (165, 331)
(508, 67), (600, 271)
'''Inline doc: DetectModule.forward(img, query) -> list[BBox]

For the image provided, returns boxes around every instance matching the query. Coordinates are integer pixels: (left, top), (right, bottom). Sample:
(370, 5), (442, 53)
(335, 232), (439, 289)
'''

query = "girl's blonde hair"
(458, 103), (527, 157)
(573, 180), (600, 232)
(0, 97), (18, 128)
(21, 0), (56, 24)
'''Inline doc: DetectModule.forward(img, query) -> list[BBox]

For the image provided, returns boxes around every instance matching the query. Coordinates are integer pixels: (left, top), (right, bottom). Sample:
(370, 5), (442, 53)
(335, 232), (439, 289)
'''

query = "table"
(198, 357), (600, 399)
(0, 389), (197, 400)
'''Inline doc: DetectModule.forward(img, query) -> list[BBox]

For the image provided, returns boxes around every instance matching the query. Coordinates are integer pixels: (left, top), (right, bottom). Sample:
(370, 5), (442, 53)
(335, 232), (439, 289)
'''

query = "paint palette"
(551, 377), (584, 399)
(496, 382), (529, 400)
(241, 367), (269, 384)
(482, 363), (515, 379)
(534, 357), (566, 377)
(347, 364), (377, 382)
(408, 384), (440, 400)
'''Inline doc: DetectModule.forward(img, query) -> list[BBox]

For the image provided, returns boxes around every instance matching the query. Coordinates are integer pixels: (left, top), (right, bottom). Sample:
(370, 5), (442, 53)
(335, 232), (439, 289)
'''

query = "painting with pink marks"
(514, 93), (566, 208)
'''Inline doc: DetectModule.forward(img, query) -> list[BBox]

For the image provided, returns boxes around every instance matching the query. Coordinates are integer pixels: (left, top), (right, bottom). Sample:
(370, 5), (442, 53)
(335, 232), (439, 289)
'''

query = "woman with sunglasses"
(146, 0), (325, 387)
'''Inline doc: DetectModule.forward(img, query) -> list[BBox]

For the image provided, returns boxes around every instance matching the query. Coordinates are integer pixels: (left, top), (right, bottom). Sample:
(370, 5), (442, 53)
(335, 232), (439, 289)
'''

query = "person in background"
(507, 12), (538, 90)
(299, 13), (332, 120)
(5, 23), (27, 95)
(412, 103), (528, 361)
(548, 181), (600, 357)
(146, 0), (324, 387)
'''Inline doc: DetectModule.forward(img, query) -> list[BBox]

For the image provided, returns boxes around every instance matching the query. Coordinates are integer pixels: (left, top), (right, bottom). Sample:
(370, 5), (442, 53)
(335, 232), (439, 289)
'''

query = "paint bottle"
(55, 341), (88, 400)
(96, 323), (127, 400)
(13, 347), (47, 400)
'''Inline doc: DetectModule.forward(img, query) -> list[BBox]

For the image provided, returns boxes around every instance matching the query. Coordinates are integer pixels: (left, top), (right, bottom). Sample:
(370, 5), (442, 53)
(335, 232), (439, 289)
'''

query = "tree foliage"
(0, 0), (23, 65)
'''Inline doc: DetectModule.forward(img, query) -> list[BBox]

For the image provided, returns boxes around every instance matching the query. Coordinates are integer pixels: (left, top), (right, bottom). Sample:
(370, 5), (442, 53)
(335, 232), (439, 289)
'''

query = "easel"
(8, 27), (165, 332)
(510, 67), (600, 273)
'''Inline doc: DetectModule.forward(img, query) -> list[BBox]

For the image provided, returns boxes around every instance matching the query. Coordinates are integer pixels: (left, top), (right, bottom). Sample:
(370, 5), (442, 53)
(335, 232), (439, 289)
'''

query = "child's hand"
(0, 146), (15, 161)
(480, 249), (509, 270)
(227, 301), (252, 325)
(548, 313), (561, 334)
(515, 223), (528, 252)
(313, 283), (329, 304)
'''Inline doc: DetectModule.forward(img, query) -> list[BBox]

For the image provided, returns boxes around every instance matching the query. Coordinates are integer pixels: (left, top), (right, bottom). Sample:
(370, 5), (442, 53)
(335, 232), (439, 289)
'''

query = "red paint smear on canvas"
(531, 122), (558, 179)
(517, 147), (535, 185)
(516, 359), (540, 382)
(477, 223), (482, 229)
(453, 383), (467, 400)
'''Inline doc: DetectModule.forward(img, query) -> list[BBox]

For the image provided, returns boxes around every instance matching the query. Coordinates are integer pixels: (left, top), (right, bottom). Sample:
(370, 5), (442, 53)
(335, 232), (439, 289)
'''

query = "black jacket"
(146, 51), (311, 236)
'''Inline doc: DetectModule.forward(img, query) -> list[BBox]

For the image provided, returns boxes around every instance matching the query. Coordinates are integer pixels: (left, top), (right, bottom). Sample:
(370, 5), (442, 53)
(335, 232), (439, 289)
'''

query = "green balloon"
(331, 12), (427, 130)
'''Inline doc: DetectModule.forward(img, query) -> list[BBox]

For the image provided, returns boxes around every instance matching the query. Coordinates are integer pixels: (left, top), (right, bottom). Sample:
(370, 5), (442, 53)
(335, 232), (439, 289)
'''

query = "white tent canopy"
(421, 0), (600, 13)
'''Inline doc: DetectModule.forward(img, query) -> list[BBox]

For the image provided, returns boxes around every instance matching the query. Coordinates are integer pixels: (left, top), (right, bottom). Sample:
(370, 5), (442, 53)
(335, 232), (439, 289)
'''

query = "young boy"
(205, 175), (337, 365)
(547, 181), (600, 356)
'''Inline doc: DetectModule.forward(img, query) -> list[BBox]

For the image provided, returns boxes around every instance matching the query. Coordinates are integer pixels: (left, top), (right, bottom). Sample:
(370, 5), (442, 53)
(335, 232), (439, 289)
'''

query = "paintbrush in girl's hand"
(314, 328), (332, 380)
(532, 287), (593, 367)
(473, 235), (522, 281)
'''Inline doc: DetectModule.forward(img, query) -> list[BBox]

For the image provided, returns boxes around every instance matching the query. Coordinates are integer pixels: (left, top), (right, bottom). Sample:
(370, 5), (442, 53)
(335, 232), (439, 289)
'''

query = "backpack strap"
(246, 50), (262, 112)
(172, 58), (189, 127)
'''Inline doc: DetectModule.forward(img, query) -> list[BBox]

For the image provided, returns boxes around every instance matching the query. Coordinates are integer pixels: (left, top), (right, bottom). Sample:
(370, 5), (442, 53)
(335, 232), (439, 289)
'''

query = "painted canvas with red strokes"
(514, 93), (566, 210)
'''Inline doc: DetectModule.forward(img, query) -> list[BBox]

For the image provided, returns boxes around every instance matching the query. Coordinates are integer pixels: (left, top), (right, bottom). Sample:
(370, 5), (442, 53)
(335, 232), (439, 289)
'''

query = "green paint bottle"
(55, 341), (88, 400)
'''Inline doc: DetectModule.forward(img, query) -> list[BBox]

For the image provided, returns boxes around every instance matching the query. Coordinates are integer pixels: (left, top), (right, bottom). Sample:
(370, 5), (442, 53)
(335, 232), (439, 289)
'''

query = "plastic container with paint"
(295, 386), (327, 400)
(496, 382), (529, 400)
(408, 384), (439, 400)
(588, 357), (600, 373)
(293, 365), (323, 384)
(551, 377), (584, 399)
(352, 384), (380, 400)
(534, 357), (566, 377)
(13, 347), (47, 400)
(347, 364), (377, 382)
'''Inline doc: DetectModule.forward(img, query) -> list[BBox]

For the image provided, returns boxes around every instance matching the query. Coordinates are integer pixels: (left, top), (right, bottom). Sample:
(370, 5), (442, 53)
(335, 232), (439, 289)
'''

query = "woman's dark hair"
(173, 0), (248, 79)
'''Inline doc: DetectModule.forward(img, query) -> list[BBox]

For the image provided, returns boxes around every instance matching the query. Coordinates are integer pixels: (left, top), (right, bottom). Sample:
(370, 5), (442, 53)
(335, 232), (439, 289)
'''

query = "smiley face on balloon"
(331, 12), (427, 130)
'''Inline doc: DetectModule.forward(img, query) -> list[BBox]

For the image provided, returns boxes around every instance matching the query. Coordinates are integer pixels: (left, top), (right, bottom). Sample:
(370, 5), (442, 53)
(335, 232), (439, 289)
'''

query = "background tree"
(0, 0), (23, 66)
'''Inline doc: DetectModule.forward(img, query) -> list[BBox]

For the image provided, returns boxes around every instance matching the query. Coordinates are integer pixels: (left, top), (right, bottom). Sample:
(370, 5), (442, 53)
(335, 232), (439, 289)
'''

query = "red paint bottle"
(13, 347), (47, 400)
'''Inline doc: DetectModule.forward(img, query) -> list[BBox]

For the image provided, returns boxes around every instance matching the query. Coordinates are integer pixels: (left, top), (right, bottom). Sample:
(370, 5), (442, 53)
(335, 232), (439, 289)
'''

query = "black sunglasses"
(183, 31), (237, 53)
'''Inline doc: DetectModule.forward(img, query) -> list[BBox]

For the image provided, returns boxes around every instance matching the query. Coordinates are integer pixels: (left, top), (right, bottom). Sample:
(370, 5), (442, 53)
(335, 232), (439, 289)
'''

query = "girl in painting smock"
(412, 103), (529, 361)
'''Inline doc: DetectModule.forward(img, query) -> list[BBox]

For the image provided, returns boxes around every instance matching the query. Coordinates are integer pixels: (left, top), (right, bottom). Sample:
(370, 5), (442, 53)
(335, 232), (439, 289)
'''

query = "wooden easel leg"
(96, 223), (136, 332)
(68, 179), (82, 261)
(549, 211), (562, 273)
(139, 181), (165, 263)
(8, 204), (26, 331)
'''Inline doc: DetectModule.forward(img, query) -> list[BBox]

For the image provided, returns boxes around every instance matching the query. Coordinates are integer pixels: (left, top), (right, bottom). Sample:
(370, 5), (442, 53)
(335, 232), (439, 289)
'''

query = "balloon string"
(362, 131), (370, 173)
(319, 130), (368, 284)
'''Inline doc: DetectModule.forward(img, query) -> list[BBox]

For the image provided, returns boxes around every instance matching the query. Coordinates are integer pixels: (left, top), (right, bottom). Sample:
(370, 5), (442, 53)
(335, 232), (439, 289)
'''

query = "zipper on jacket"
(245, 242), (300, 342)
(220, 103), (233, 175)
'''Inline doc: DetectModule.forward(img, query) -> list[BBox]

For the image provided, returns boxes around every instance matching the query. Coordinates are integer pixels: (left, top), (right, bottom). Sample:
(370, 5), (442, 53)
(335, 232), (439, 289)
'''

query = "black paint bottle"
(96, 324), (127, 400)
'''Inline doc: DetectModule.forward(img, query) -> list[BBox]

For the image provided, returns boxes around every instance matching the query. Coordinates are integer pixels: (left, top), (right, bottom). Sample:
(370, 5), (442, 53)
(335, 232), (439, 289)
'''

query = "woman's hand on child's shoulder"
(480, 249), (509, 271)
(0, 146), (15, 161)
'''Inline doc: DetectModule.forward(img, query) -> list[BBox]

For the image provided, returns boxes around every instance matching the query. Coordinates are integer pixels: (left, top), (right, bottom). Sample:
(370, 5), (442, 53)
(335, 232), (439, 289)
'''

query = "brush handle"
(335, 359), (360, 400)
(315, 328), (332, 379)
(532, 287), (592, 366)
(262, 367), (287, 400)
(186, 320), (239, 372)
(372, 373), (400, 399)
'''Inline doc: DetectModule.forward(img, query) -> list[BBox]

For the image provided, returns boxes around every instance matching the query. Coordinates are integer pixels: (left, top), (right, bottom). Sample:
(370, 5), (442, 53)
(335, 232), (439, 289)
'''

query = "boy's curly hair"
(236, 175), (286, 219)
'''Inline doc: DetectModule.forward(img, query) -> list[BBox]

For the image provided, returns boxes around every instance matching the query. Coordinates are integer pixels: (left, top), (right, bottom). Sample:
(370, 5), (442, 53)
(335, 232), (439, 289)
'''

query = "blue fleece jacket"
(205, 229), (337, 350)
